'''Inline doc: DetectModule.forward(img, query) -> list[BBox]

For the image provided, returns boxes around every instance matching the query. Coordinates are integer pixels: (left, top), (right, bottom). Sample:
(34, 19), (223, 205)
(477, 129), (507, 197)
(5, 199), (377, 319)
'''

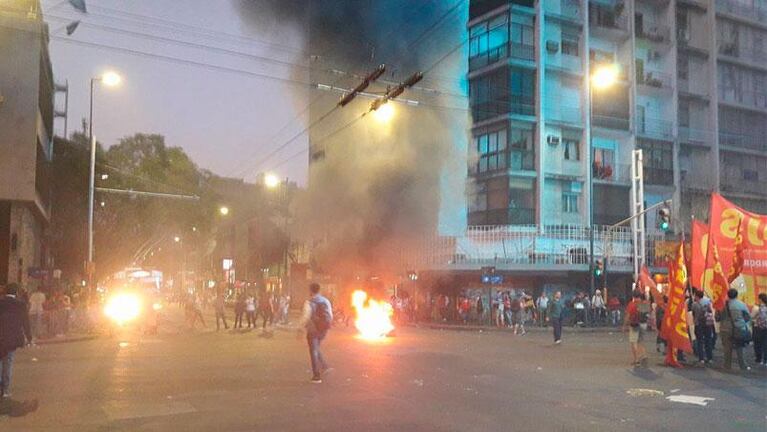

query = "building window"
(562, 32), (579, 57)
(510, 124), (535, 170)
(475, 129), (508, 174)
(562, 192), (579, 213)
(469, 14), (510, 69)
(743, 169), (759, 181)
(509, 68), (536, 115)
(677, 54), (689, 80)
(563, 137), (580, 160)
(637, 140), (673, 185)
(678, 100), (690, 127)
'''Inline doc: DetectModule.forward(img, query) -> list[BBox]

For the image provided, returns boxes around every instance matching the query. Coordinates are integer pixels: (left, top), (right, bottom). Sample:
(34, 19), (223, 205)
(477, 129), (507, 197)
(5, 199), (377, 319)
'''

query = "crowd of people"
(178, 287), (292, 332)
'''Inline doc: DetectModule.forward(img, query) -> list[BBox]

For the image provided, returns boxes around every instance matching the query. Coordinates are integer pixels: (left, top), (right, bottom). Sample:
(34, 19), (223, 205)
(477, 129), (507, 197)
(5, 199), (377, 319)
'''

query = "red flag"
(661, 242), (692, 353)
(690, 220), (709, 289)
(728, 216), (744, 283)
(637, 265), (656, 293)
(707, 236), (729, 311)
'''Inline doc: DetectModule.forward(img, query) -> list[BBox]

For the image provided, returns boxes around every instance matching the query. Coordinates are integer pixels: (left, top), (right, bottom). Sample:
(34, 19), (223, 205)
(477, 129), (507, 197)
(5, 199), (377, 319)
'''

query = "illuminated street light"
(372, 101), (395, 123)
(264, 173), (281, 189)
(174, 236), (181, 243)
(591, 64), (620, 90)
(219, 206), (230, 216)
(100, 174), (109, 180)
(101, 71), (122, 87)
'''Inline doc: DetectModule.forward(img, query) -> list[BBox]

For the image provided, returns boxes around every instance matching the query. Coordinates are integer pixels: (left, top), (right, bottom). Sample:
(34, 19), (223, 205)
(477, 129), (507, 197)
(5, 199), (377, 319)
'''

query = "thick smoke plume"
(237, 1), (469, 280)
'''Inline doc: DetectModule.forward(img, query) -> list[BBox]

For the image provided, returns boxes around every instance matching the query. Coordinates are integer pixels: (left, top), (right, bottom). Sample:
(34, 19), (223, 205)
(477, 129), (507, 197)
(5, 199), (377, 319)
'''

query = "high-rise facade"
(0, 0), (54, 288)
(467, 0), (767, 232)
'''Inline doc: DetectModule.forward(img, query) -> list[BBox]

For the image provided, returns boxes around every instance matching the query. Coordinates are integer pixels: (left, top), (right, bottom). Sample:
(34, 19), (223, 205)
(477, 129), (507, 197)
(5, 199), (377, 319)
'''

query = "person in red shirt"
(608, 296), (622, 326)
(624, 291), (649, 367)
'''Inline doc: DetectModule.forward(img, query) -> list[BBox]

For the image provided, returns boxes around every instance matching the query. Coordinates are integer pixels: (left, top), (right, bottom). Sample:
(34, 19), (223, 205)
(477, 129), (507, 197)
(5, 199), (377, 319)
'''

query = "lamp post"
(87, 71), (121, 297)
(588, 64), (619, 297)
(264, 173), (290, 296)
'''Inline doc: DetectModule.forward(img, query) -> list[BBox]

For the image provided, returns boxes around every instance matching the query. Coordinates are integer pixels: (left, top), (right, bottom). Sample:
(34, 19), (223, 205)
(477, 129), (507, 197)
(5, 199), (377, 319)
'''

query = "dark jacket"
(0, 295), (32, 358)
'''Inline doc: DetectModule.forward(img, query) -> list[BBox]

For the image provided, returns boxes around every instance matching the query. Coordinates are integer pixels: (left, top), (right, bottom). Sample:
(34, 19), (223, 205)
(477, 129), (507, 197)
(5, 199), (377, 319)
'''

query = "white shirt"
(29, 291), (46, 314)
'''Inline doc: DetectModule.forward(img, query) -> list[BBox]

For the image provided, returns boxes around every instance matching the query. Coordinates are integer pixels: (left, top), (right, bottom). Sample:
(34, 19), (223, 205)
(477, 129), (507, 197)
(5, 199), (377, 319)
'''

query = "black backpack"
(311, 298), (332, 332)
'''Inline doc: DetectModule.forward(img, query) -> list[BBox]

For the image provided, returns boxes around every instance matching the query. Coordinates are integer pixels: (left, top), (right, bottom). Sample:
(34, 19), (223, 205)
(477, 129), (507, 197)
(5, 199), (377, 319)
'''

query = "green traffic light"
(595, 269), (603, 276)
(660, 221), (669, 231)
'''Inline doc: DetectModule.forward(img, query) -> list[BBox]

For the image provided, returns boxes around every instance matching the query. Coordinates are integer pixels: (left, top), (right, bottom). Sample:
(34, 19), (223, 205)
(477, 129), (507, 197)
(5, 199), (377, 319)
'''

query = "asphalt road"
(2, 306), (765, 432)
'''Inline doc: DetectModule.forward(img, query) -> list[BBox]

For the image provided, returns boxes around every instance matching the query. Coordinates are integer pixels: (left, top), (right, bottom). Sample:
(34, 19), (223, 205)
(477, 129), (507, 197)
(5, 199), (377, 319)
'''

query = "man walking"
(547, 291), (564, 344)
(299, 283), (333, 383)
(214, 290), (228, 331)
(536, 292), (549, 327)
(0, 283), (33, 398)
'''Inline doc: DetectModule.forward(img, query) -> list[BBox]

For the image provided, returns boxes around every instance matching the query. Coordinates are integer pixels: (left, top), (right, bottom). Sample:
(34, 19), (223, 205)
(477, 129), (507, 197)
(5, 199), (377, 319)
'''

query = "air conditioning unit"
(547, 135), (561, 145)
(546, 40), (560, 53)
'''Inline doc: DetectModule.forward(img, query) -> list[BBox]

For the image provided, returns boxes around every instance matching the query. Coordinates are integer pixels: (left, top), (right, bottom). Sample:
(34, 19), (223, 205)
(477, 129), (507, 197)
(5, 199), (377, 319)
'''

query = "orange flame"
(351, 290), (394, 340)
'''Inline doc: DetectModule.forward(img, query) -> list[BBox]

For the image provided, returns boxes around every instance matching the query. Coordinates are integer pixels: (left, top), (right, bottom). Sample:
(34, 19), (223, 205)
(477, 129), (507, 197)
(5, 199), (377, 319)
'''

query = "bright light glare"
(264, 174), (280, 189)
(219, 206), (230, 216)
(152, 302), (163, 311)
(174, 236), (181, 243)
(372, 102), (395, 123)
(101, 71), (122, 87)
(591, 64), (620, 90)
(351, 290), (394, 340)
(104, 293), (142, 325)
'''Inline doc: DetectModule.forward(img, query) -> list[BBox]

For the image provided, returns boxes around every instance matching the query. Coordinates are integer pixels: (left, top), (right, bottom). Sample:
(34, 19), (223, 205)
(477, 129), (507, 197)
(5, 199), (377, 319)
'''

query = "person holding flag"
(661, 243), (693, 368)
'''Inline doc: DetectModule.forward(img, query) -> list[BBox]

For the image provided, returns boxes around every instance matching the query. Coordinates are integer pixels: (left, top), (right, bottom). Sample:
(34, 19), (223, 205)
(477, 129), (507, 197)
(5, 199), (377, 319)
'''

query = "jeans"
(551, 317), (563, 342)
(695, 324), (715, 362)
(0, 350), (15, 396)
(307, 330), (328, 378)
(215, 310), (228, 330)
(754, 327), (767, 364)
(721, 332), (747, 370)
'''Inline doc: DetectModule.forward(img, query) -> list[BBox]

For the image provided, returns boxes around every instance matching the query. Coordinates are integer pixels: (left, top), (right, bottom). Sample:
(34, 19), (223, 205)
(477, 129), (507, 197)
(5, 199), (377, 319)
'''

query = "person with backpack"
(691, 290), (715, 364)
(719, 288), (752, 372)
(299, 283), (333, 383)
(624, 291), (648, 367)
(751, 293), (767, 366)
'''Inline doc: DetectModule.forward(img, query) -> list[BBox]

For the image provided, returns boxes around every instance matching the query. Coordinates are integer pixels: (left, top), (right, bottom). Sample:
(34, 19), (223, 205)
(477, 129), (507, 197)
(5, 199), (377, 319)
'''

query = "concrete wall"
(5, 202), (45, 289)
(0, 16), (44, 204)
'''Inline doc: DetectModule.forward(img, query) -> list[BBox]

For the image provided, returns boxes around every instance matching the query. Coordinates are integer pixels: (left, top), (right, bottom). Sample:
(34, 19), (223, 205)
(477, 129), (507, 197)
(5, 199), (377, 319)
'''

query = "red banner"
(704, 194), (767, 306)
(708, 237), (729, 311)
(690, 220), (709, 290)
(637, 265), (656, 293)
(662, 243), (692, 353)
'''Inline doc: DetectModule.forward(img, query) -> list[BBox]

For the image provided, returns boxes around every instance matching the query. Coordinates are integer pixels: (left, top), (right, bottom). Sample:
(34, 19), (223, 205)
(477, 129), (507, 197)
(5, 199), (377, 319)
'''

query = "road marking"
(666, 395), (715, 406)
(626, 388), (664, 397)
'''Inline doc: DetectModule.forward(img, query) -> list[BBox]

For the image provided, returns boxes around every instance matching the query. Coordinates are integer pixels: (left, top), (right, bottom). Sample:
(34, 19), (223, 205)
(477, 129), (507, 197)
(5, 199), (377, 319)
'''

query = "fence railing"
(636, 116), (673, 140)
(719, 132), (766, 151)
(593, 114), (630, 130)
(678, 127), (713, 145)
(637, 70), (672, 90)
(592, 162), (631, 184)
(589, 7), (629, 32)
(637, 24), (671, 43)
(469, 41), (535, 71)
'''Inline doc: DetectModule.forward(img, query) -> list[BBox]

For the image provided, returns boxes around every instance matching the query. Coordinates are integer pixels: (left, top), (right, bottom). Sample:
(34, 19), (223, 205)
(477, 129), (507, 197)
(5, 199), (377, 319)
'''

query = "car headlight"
(104, 293), (142, 324)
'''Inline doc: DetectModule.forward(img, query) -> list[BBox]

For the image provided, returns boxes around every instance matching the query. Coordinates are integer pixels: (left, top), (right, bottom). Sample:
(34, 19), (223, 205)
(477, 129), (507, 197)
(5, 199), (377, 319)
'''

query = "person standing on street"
(234, 292), (245, 329)
(625, 291), (648, 367)
(536, 292), (549, 327)
(547, 291), (564, 344)
(214, 290), (228, 331)
(691, 290), (715, 364)
(751, 293), (767, 366)
(245, 293), (257, 329)
(299, 283), (333, 383)
(258, 293), (274, 331)
(0, 283), (33, 398)
(28, 288), (45, 341)
(591, 290), (606, 326)
(720, 289), (752, 372)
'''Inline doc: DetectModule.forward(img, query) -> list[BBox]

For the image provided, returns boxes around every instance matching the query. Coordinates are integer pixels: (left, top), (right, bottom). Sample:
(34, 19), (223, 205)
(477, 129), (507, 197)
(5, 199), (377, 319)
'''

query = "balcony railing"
(589, 7), (629, 32)
(510, 149), (535, 171)
(592, 162), (631, 184)
(636, 116), (673, 140)
(545, 105), (582, 124)
(592, 114), (630, 130)
(544, 0), (582, 21)
(396, 224), (668, 270)
(677, 78), (708, 96)
(637, 70), (672, 90)
(636, 24), (671, 44)
(469, 41), (535, 71)
(719, 90), (767, 111)
(716, 0), (767, 22)
(644, 167), (674, 185)
(678, 127), (713, 145)
(719, 132), (766, 151)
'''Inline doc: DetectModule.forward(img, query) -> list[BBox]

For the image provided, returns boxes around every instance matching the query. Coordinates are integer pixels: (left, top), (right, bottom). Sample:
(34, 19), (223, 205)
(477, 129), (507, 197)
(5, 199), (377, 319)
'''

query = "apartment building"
(0, 0), (54, 288)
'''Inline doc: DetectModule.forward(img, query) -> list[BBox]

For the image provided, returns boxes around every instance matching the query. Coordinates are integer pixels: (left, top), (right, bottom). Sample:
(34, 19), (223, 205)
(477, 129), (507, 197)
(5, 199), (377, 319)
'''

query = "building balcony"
(510, 149), (535, 171)
(546, 52), (583, 74)
(592, 162), (631, 184)
(545, 104), (582, 125)
(543, 0), (582, 23)
(469, 42), (535, 71)
(719, 90), (767, 112)
(468, 208), (536, 225)
(644, 167), (674, 186)
(677, 77), (708, 97)
(636, 116), (673, 140)
(636, 24), (671, 44)
(716, 0), (767, 23)
(592, 114), (630, 130)
(637, 70), (673, 92)
(588, 5), (630, 39)
(719, 132), (766, 152)
(678, 127), (713, 146)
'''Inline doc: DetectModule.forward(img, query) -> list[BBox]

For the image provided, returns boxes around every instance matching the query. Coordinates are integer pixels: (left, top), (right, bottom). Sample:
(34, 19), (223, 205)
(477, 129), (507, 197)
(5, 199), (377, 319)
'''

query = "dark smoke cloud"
(237, 0), (469, 279)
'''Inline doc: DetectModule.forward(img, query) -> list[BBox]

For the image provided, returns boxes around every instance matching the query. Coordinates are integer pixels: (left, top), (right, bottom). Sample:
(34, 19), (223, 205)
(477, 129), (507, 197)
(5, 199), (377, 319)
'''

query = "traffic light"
(658, 207), (671, 231)
(594, 259), (604, 277)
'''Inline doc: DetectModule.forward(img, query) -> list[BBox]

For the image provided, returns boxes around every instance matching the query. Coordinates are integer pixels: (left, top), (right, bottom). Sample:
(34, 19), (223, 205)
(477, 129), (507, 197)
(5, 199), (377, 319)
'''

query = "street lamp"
(264, 173), (280, 189)
(588, 63), (619, 297)
(87, 70), (121, 296)
(372, 101), (395, 123)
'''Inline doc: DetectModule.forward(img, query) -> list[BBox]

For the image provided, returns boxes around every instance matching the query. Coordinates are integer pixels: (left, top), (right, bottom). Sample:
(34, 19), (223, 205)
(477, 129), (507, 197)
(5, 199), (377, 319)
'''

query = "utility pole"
(631, 150), (646, 280)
